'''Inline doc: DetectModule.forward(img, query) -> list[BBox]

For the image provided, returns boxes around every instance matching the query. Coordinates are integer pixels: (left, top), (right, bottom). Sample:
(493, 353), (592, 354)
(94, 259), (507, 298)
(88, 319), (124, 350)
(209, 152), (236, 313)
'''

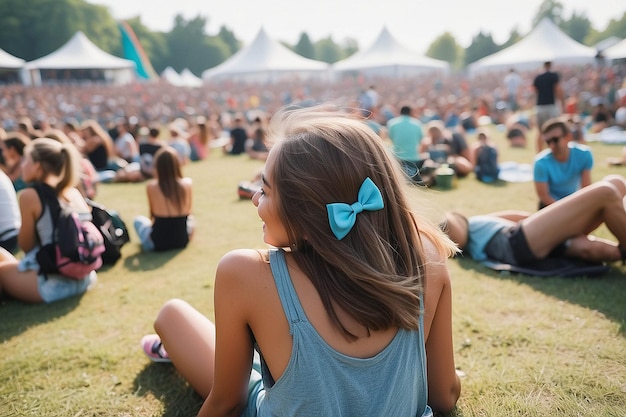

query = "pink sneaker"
(141, 334), (171, 363)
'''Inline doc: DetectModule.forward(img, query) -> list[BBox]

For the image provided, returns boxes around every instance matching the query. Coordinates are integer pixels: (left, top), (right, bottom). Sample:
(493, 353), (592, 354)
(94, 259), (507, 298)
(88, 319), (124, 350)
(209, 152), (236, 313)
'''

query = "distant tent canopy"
(0, 48), (25, 84)
(333, 27), (449, 78)
(202, 28), (330, 84)
(24, 31), (136, 86)
(468, 18), (597, 76)
(604, 38), (626, 60)
(161, 66), (203, 87)
(119, 21), (158, 81)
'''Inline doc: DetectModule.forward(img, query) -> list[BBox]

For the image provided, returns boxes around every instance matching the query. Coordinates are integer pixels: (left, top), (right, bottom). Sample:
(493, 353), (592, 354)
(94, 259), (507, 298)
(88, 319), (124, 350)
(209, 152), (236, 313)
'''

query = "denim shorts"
(484, 225), (539, 265)
(18, 249), (97, 303)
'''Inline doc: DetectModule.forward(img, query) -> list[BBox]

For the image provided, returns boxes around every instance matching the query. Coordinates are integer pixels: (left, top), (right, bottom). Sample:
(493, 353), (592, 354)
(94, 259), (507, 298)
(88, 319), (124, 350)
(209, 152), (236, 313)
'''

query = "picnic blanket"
(498, 161), (533, 183)
(481, 257), (611, 278)
(586, 127), (626, 145)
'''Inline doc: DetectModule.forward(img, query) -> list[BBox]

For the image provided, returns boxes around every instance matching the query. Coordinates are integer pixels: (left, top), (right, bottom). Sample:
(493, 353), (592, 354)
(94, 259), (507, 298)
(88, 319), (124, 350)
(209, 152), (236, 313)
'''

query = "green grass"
(1, 129), (625, 416)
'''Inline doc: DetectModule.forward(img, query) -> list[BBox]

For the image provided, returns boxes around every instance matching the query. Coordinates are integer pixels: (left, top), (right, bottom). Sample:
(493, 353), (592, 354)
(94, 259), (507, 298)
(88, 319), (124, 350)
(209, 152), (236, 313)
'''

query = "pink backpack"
(34, 184), (105, 280)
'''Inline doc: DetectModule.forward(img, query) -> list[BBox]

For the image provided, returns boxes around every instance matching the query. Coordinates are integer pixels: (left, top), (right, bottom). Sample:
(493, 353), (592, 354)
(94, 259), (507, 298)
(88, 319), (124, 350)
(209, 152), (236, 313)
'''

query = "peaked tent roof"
(333, 27), (449, 76)
(604, 38), (626, 60)
(202, 28), (329, 82)
(26, 31), (135, 70)
(179, 68), (203, 87)
(469, 18), (597, 75)
(161, 66), (184, 86)
(0, 48), (25, 69)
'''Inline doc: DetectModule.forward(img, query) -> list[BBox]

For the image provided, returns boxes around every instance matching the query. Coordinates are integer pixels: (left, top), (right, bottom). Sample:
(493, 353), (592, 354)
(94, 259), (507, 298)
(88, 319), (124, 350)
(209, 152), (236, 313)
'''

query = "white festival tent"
(24, 31), (136, 85)
(179, 68), (203, 87)
(333, 27), (449, 77)
(468, 18), (597, 76)
(202, 28), (330, 83)
(0, 48), (25, 83)
(161, 66), (184, 86)
(0, 47), (25, 69)
(604, 38), (626, 60)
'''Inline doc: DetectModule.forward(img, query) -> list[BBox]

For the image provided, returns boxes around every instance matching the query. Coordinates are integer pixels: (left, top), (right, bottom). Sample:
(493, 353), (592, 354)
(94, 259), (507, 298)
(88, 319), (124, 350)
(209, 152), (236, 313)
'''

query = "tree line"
(0, 0), (624, 77)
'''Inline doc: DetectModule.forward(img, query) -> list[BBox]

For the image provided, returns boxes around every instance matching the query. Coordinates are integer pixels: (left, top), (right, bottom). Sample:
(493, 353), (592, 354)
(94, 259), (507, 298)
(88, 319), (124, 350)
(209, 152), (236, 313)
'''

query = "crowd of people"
(1, 60), (626, 415)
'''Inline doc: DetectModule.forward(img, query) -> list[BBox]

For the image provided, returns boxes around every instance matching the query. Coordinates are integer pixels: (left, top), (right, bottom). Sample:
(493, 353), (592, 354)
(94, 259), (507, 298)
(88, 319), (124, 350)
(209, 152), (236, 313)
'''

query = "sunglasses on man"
(545, 135), (561, 146)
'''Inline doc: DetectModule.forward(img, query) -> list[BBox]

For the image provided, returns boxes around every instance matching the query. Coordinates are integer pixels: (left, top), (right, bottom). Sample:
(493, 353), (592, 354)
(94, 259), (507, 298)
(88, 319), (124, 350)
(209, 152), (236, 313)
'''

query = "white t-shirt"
(0, 171), (21, 239)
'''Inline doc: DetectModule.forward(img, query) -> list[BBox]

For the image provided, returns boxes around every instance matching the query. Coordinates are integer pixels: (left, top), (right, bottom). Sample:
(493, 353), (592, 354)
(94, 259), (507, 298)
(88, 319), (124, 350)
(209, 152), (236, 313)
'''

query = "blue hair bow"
(326, 177), (384, 240)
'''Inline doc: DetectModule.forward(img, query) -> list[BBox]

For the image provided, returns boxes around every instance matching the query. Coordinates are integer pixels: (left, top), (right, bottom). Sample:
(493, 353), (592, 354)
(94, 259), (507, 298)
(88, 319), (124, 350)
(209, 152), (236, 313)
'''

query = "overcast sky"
(92, 0), (624, 53)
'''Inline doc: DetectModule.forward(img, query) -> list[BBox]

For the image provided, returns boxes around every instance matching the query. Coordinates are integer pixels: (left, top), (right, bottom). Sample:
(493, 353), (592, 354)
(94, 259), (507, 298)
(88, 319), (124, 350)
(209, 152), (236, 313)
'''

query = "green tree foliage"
(501, 28), (523, 49)
(532, 0), (564, 27)
(294, 32), (316, 60)
(166, 14), (229, 75)
(560, 12), (592, 44)
(315, 36), (342, 63)
(464, 31), (499, 65)
(586, 12), (626, 45)
(217, 26), (240, 56)
(0, 0), (118, 60)
(426, 32), (458, 65)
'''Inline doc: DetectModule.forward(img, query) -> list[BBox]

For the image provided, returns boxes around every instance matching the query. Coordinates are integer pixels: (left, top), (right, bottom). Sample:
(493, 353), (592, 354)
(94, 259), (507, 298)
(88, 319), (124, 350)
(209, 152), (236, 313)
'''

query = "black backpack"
(475, 145), (500, 183)
(33, 184), (105, 279)
(87, 199), (130, 265)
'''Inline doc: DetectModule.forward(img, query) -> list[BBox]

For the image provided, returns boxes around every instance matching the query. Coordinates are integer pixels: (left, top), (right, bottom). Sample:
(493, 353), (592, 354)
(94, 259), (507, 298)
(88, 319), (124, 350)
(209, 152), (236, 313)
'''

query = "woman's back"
(147, 177), (192, 218)
(223, 249), (432, 417)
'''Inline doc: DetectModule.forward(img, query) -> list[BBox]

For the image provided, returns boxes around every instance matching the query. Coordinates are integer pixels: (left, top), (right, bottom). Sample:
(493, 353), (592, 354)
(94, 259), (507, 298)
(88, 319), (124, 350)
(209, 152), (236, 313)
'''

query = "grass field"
(1, 127), (625, 416)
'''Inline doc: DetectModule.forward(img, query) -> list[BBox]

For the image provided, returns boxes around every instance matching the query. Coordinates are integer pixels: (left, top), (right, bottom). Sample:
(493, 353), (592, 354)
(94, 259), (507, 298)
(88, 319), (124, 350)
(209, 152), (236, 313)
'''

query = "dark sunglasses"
(545, 135), (561, 146)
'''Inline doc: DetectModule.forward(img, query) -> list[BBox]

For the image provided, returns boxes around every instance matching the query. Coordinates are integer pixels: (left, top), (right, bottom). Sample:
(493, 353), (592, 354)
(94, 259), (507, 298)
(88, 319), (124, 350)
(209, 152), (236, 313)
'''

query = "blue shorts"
(18, 249), (97, 303)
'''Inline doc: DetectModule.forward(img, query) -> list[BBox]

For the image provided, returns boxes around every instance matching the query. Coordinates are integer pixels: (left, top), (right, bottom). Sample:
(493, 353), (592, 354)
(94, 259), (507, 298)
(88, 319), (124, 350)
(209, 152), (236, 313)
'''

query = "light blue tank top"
(247, 249), (433, 417)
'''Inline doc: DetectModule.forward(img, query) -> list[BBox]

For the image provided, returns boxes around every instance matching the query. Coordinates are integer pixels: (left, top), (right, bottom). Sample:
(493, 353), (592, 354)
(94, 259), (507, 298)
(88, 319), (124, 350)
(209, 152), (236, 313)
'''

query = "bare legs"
(0, 247), (43, 303)
(153, 299), (216, 398)
(521, 177), (626, 260)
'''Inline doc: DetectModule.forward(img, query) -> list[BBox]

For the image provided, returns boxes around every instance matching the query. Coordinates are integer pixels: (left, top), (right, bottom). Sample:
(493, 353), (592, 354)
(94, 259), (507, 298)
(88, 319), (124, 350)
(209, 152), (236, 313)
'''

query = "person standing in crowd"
(533, 61), (563, 152)
(534, 117), (593, 209)
(503, 68), (522, 112)
(0, 169), (21, 253)
(140, 106), (461, 416)
(133, 146), (194, 251)
(0, 138), (97, 303)
(386, 104), (424, 179)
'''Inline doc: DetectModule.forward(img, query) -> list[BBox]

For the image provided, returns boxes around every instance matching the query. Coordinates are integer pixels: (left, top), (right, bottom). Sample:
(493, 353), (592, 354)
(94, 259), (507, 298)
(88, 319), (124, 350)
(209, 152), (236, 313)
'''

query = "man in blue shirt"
(534, 117), (593, 209)
(387, 105), (424, 182)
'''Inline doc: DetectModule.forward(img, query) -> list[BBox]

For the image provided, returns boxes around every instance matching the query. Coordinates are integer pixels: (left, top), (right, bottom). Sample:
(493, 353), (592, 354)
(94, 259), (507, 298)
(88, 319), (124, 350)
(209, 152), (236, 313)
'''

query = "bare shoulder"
(420, 234), (452, 289)
(18, 187), (39, 206)
(216, 249), (270, 286)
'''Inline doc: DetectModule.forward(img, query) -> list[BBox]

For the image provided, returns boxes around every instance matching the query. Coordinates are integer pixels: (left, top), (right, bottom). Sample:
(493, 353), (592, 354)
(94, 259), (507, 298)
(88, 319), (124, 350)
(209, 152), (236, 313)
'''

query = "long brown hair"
(267, 106), (457, 340)
(154, 146), (185, 211)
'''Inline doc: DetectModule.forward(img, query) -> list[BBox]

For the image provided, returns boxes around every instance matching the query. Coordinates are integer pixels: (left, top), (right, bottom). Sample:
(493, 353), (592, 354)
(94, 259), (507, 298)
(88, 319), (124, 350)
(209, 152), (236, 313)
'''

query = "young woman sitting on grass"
(0, 138), (97, 303)
(140, 106), (462, 416)
(441, 174), (626, 266)
(133, 146), (194, 251)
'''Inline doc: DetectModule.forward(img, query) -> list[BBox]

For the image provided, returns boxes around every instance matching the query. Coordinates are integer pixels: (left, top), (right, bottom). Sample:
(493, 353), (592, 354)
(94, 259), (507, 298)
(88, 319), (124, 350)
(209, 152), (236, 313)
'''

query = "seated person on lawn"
(440, 175), (626, 266)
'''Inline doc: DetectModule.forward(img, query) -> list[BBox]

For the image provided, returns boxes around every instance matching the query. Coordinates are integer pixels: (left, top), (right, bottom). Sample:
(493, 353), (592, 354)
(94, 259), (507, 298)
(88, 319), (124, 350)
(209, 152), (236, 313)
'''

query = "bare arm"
(422, 239), (461, 412)
(198, 251), (257, 417)
(580, 169), (592, 189)
(534, 181), (555, 206)
(17, 189), (40, 252)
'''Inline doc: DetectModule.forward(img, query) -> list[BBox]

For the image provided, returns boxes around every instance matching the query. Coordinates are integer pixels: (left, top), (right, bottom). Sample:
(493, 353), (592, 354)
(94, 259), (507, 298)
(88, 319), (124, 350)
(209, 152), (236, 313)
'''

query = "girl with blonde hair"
(0, 138), (97, 303)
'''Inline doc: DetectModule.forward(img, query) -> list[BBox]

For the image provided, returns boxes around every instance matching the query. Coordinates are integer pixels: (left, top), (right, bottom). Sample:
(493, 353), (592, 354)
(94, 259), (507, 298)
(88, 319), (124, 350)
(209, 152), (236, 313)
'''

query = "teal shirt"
(387, 115), (424, 161)
(467, 216), (514, 262)
(243, 249), (433, 417)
